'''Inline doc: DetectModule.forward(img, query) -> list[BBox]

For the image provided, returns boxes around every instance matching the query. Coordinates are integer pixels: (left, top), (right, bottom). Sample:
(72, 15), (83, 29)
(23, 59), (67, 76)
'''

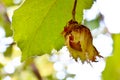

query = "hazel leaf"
(12, 0), (93, 61)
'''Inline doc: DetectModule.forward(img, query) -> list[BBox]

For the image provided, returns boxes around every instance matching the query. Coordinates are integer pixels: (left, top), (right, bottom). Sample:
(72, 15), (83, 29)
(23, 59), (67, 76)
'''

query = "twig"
(31, 62), (43, 80)
(72, 0), (77, 21)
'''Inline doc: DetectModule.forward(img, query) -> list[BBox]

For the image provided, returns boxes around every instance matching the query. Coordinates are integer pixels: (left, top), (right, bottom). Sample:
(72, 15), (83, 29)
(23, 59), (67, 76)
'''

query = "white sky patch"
(0, 27), (13, 52)
(66, 77), (74, 80)
(3, 76), (11, 80)
(13, 0), (21, 4)
(84, 2), (100, 21)
(51, 46), (106, 80)
(0, 37), (13, 53)
(56, 71), (66, 80)
(54, 62), (64, 71)
(0, 27), (5, 39)
(97, 0), (120, 33)
(3, 57), (21, 74)
(4, 63), (15, 74)
(93, 34), (113, 57)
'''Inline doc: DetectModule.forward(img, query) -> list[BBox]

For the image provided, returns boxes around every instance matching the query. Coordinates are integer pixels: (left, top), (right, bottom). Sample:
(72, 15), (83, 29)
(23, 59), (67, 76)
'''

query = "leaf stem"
(72, 0), (77, 21)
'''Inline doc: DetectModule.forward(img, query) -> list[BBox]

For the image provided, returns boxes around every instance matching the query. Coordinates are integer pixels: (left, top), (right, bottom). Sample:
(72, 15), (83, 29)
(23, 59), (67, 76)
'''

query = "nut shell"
(62, 20), (103, 63)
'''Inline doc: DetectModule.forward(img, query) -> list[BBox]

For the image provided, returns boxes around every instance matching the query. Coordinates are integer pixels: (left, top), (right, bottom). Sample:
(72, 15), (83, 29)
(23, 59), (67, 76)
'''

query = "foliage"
(1, 0), (120, 80)
(102, 34), (120, 80)
(0, 0), (14, 6)
(12, 0), (93, 61)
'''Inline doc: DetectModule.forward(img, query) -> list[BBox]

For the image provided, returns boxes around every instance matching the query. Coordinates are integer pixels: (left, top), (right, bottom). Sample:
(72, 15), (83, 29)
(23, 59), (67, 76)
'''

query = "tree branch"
(31, 62), (43, 80)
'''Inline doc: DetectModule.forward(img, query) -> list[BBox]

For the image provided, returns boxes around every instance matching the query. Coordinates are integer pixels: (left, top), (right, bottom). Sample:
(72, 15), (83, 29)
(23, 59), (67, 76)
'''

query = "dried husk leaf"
(62, 20), (102, 63)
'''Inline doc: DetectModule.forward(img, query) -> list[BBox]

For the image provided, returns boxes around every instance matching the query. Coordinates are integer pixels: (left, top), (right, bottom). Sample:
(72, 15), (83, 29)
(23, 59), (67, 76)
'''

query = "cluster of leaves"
(1, 0), (94, 79)
(12, 0), (93, 61)
(1, 0), (120, 80)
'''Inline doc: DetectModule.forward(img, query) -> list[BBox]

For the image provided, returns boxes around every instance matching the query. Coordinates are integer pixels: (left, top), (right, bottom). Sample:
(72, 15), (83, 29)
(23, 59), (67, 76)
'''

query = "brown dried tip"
(62, 20), (103, 63)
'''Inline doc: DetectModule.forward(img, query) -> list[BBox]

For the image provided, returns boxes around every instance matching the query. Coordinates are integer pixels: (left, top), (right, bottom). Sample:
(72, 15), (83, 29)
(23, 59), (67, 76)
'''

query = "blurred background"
(0, 0), (120, 80)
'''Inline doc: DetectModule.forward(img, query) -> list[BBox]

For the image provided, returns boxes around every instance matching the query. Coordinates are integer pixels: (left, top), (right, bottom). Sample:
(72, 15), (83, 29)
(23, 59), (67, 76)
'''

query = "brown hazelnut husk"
(62, 20), (103, 63)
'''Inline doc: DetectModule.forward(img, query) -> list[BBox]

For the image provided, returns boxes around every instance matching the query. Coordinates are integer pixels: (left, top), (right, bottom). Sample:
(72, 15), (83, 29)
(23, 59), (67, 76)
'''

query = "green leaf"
(76, 0), (93, 23)
(102, 34), (120, 80)
(12, 0), (93, 61)
(0, 0), (14, 6)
